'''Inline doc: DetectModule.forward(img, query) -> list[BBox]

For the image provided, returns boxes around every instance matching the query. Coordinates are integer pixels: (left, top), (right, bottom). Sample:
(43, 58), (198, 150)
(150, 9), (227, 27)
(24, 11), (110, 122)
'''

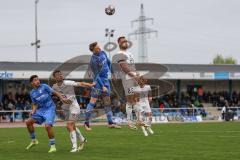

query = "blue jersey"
(30, 84), (56, 110)
(90, 51), (111, 87)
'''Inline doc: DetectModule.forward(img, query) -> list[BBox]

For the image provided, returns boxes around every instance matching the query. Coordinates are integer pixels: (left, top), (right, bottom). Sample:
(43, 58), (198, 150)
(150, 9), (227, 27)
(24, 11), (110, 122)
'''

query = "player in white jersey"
(112, 36), (146, 130)
(133, 79), (154, 136)
(52, 70), (95, 152)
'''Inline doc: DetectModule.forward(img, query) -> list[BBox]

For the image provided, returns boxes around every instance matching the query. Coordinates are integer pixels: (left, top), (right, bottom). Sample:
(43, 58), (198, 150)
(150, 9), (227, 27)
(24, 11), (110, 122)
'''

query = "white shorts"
(64, 112), (78, 122)
(133, 103), (144, 113)
(136, 102), (151, 113)
(142, 104), (151, 113)
(122, 79), (138, 96)
(62, 104), (80, 122)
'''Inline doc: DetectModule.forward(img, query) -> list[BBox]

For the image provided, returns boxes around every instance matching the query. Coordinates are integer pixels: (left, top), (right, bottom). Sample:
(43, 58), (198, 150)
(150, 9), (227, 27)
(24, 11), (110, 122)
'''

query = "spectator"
(15, 89), (25, 110)
(22, 100), (32, 122)
(0, 102), (4, 122)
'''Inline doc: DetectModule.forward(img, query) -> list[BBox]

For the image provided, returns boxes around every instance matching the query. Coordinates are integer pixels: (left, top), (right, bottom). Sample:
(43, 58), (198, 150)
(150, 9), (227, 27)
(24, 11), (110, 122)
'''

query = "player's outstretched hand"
(61, 98), (72, 104)
(102, 86), (108, 93)
(89, 82), (96, 88)
(30, 105), (37, 116)
(134, 75), (141, 84)
(112, 75), (117, 81)
(79, 82), (96, 88)
(30, 110), (36, 116)
(135, 75), (146, 86)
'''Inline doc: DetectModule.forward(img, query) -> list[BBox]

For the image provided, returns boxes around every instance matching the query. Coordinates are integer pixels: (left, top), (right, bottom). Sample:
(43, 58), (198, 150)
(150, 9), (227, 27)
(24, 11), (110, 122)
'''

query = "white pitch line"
(218, 136), (240, 138)
(0, 140), (15, 145)
(7, 140), (15, 143)
(152, 130), (240, 133)
(189, 131), (240, 133)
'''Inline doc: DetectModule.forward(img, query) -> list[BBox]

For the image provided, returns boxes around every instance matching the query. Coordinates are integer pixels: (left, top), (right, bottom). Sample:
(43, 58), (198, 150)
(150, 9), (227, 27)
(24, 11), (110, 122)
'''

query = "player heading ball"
(84, 42), (121, 130)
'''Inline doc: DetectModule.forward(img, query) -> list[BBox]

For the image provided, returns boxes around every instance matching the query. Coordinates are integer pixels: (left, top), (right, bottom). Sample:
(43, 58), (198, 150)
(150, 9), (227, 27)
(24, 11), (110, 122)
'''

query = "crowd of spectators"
(151, 90), (240, 109)
(0, 90), (32, 122)
(1, 84), (240, 122)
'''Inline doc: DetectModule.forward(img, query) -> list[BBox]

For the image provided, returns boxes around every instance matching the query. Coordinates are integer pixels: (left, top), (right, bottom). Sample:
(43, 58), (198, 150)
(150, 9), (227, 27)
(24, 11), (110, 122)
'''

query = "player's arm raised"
(77, 82), (95, 88)
(64, 80), (95, 88)
(43, 84), (72, 104)
(52, 91), (72, 104)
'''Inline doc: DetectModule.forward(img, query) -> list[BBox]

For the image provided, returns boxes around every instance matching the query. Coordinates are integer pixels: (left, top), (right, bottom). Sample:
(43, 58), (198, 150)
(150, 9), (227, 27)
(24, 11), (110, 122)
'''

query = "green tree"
(224, 56), (237, 64)
(213, 54), (225, 64)
(212, 54), (237, 64)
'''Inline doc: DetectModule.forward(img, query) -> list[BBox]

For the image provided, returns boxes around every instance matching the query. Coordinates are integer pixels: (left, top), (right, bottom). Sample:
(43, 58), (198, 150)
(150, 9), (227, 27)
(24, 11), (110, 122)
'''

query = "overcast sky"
(0, 0), (240, 64)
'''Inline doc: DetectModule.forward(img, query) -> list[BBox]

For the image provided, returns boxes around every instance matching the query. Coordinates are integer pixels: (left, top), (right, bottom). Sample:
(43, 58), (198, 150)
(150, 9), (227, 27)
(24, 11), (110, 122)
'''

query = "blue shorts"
(31, 107), (56, 126)
(91, 79), (111, 98)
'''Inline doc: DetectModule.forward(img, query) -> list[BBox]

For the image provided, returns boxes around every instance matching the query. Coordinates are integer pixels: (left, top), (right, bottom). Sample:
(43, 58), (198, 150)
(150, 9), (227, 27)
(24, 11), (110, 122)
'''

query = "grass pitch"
(0, 122), (240, 160)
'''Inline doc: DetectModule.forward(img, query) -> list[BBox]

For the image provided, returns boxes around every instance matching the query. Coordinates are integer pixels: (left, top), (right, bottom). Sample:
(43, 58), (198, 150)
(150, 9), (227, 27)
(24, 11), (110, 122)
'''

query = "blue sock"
(105, 106), (114, 125)
(85, 102), (95, 126)
(49, 138), (55, 146)
(30, 132), (36, 140)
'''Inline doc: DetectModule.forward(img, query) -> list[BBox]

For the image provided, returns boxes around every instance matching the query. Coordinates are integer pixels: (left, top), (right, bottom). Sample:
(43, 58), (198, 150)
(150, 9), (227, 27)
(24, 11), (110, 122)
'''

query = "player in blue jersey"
(25, 75), (71, 153)
(84, 42), (121, 131)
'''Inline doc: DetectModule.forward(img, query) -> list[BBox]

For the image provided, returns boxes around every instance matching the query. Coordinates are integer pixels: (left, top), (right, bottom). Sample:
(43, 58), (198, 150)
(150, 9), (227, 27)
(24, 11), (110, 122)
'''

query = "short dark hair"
(117, 36), (125, 44)
(89, 42), (98, 52)
(29, 75), (38, 83)
(52, 70), (61, 77)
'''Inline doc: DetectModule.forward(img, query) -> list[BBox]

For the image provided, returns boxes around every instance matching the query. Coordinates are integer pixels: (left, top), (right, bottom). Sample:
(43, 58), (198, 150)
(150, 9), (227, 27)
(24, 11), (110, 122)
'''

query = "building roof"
(0, 61), (239, 72)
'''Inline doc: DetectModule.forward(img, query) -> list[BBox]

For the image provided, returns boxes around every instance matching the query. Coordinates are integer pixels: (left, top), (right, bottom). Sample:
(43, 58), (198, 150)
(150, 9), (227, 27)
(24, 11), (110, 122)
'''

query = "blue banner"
(214, 72), (229, 79)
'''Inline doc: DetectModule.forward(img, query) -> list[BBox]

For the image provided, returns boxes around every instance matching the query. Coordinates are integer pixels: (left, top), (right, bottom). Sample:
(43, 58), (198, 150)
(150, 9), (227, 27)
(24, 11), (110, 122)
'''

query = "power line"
(128, 3), (158, 63)
(0, 40), (107, 49)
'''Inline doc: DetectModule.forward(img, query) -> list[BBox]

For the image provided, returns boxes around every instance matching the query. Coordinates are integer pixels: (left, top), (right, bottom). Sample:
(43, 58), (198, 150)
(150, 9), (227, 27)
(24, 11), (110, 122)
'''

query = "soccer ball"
(105, 5), (115, 15)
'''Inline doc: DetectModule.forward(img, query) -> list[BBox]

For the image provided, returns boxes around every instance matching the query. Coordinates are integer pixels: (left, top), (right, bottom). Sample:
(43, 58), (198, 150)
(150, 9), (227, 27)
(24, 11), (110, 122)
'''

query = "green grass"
(0, 122), (240, 160)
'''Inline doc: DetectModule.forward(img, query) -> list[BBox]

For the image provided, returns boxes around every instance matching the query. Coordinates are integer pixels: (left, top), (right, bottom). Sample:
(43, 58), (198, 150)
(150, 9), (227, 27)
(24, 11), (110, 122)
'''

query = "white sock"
(126, 103), (133, 125)
(75, 128), (85, 142)
(141, 126), (146, 132)
(137, 111), (144, 124)
(70, 131), (77, 148)
(147, 116), (152, 126)
(141, 126), (148, 136)
(133, 103), (145, 125)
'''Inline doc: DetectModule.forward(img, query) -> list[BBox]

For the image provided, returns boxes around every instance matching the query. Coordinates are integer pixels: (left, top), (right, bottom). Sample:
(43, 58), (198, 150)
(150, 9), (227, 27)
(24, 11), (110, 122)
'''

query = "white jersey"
(112, 50), (138, 95)
(52, 80), (80, 114)
(116, 50), (136, 80)
(133, 85), (152, 113)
